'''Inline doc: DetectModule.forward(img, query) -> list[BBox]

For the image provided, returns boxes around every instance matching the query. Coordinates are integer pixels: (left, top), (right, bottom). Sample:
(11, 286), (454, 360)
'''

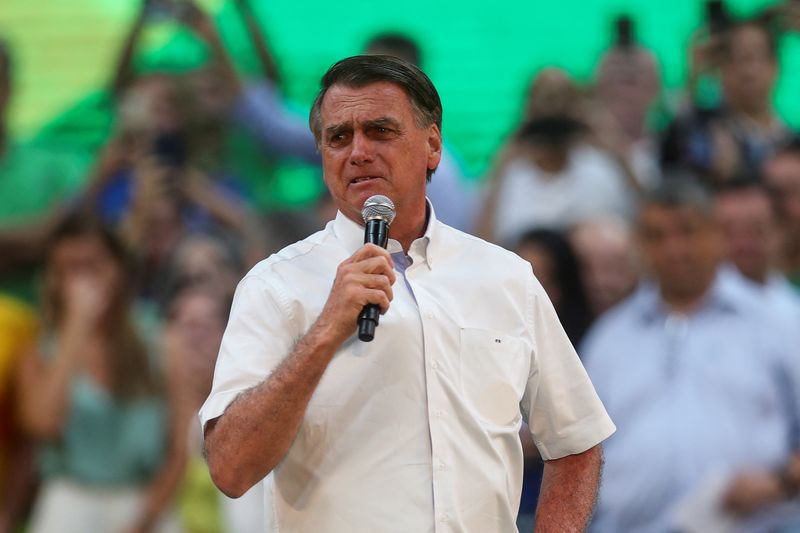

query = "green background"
(0, 0), (796, 196)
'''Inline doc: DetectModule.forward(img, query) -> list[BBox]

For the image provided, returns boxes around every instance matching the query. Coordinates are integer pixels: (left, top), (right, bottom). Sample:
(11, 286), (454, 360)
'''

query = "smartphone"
(615, 15), (634, 49)
(706, 0), (729, 34)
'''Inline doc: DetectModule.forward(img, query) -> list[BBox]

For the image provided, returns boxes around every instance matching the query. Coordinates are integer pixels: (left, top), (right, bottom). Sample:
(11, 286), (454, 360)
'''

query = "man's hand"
(315, 244), (396, 346)
(204, 244), (397, 497)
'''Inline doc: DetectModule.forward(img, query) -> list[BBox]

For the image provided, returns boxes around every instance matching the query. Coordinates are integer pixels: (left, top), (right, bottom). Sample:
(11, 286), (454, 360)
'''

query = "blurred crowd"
(2, 0), (800, 532)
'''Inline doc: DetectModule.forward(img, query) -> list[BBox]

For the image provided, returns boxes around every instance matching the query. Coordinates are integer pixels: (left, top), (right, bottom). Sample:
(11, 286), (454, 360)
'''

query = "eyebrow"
(324, 116), (402, 138)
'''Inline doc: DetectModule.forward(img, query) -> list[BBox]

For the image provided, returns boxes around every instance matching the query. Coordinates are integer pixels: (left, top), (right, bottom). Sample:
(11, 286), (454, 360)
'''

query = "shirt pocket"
(459, 327), (528, 429)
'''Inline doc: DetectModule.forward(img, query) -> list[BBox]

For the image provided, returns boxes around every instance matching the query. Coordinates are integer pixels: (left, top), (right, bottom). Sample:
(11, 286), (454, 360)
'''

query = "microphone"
(358, 195), (396, 342)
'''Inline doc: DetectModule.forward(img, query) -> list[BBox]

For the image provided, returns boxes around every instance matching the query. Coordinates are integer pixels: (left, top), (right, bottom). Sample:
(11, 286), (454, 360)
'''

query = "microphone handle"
(358, 218), (390, 342)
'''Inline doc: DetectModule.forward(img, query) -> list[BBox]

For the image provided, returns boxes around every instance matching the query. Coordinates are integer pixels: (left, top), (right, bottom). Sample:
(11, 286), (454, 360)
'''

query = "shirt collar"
(331, 198), (440, 270)
(637, 266), (744, 324)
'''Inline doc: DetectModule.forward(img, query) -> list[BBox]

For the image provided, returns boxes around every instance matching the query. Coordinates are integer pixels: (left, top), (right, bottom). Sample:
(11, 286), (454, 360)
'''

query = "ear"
(426, 124), (443, 171)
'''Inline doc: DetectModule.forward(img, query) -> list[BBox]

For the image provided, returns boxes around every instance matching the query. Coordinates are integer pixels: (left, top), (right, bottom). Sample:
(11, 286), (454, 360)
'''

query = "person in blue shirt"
(583, 178), (800, 532)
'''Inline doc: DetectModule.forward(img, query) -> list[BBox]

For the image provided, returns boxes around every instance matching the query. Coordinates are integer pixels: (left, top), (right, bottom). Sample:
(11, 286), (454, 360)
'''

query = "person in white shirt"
(201, 55), (615, 533)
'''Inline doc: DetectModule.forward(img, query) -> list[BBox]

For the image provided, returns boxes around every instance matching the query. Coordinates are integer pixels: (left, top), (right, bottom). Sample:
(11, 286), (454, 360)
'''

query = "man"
(201, 55), (614, 532)
(583, 180), (800, 532)
(714, 180), (800, 320)
(662, 18), (788, 185)
(764, 139), (800, 288)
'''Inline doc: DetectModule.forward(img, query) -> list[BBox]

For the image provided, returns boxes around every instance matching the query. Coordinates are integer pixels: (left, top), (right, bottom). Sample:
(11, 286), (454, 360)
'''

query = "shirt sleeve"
(199, 273), (297, 432)
(520, 273), (616, 461)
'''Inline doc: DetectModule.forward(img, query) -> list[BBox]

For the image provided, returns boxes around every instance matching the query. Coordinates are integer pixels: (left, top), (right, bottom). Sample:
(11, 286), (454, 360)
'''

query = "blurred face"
(570, 225), (639, 315)
(118, 76), (183, 138)
(638, 205), (722, 304)
(715, 189), (780, 283)
(764, 153), (800, 238)
(174, 239), (238, 294)
(169, 291), (226, 394)
(318, 82), (441, 234)
(48, 235), (123, 306)
(721, 25), (777, 112)
(595, 49), (660, 140)
(170, 292), (225, 358)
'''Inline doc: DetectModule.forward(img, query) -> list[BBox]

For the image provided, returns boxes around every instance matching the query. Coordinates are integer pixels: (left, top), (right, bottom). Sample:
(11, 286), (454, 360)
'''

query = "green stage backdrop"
(0, 0), (797, 206)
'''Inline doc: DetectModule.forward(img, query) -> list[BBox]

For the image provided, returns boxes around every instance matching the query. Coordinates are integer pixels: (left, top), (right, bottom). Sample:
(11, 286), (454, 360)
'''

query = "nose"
(349, 131), (374, 166)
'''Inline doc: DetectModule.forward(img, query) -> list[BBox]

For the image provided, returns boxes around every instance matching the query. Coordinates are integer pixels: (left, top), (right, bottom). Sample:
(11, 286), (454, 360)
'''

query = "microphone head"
(361, 195), (396, 226)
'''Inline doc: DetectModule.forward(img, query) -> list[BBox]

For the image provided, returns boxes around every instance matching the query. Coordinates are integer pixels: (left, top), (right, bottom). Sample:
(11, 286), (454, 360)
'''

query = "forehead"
(319, 82), (414, 124)
(639, 205), (711, 228)
(51, 235), (108, 262)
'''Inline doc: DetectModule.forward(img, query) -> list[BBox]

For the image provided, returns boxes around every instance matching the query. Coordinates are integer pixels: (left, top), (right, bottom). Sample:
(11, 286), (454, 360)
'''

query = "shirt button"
(438, 513), (449, 523)
(433, 409), (443, 417)
(431, 360), (439, 370)
(426, 311), (434, 319)
(437, 461), (447, 471)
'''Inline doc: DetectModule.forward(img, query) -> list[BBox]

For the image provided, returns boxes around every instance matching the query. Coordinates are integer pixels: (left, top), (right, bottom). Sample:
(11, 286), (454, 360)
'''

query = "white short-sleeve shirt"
(200, 205), (615, 533)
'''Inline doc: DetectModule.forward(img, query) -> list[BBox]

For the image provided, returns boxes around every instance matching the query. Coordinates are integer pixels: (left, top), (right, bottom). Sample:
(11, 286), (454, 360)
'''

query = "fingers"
(347, 244), (397, 284)
(318, 244), (400, 342)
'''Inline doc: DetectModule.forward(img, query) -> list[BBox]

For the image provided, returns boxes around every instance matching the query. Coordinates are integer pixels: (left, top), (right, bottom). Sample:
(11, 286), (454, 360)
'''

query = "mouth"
(350, 176), (382, 185)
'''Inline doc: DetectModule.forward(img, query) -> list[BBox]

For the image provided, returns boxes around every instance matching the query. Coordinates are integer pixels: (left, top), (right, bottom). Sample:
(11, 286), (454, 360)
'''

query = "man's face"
(764, 154), (800, 238)
(721, 25), (777, 111)
(638, 205), (721, 300)
(715, 189), (781, 283)
(318, 82), (442, 227)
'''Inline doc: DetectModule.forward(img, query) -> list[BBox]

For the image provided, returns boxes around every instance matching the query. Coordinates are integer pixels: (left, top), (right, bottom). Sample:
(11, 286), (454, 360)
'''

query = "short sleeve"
(199, 274), (297, 432)
(520, 273), (616, 460)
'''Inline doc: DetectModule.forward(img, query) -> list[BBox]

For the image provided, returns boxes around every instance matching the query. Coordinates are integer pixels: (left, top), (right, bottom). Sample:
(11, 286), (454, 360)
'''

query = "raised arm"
(533, 444), (603, 533)
(203, 244), (396, 497)
(233, 0), (281, 85)
(110, 1), (150, 98)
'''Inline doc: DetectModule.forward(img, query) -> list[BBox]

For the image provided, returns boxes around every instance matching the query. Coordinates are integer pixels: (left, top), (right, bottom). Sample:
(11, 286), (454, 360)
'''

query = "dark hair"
(44, 213), (160, 399)
(640, 178), (714, 218)
(515, 228), (592, 347)
(308, 55), (442, 143)
(365, 33), (422, 66)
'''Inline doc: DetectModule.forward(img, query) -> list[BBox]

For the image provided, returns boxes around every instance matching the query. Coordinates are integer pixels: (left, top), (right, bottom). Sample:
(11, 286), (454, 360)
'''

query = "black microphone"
(358, 195), (396, 342)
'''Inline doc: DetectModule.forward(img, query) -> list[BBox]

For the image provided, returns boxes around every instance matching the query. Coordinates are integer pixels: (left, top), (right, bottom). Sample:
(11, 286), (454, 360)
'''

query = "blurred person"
(764, 138), (800, 288)
(514, 228), (593, 347)
(164, 282), (265, 533)
(583, 179), (800, 532)
(0, 295), (38, 533)
(162, 283), (229, 533)
(201, 55), (613, 532)
(569, 216), (640, 318)
(662, 16), (789, 185)
(592, 16), (662, 189)
(477, 68), (638, 244)
(227, 0), (321, 166)
(0, 40), (87, 303)
(715, 180), (800, 320)
(365, 32), (478, 232)
(16, 214), (184, 533)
